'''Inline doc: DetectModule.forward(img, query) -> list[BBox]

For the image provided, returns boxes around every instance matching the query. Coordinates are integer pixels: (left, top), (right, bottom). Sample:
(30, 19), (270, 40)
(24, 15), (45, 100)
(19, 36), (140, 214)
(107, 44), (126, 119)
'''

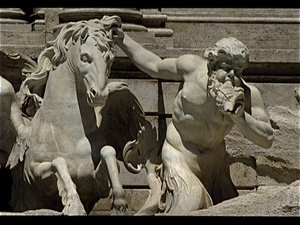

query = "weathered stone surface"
(0, 45), (44, 59)
(187, 180), (300, 216)
(45, 8), (61, 43)
(0, 23), (31, 31)
(2, 181), (299, 216)
(0, 189), (149, 216)
(59, 8), (143, 23)
(227, 83), (300, 187)
(229, 162), (257, 189)
(0, 31), (44, 46)
(0, 48), (37, 90)
(166, 22), (299, 53)
(119, 161), (148, 186)
(0, 209), (62, 216)
(90, 189), (150, 215)
(164, 8), (300, 69)
(256, 150), (300, 185)
(109, 79), (158, 113)
(162, 8), (300, 18)
(165, 8), (300, 61)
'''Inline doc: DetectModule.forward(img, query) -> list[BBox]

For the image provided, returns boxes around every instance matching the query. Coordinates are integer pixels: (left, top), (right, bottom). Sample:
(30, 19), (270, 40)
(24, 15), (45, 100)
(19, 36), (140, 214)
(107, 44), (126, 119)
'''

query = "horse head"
(20, 16), (122, 108)
(66, 17), (121, 107)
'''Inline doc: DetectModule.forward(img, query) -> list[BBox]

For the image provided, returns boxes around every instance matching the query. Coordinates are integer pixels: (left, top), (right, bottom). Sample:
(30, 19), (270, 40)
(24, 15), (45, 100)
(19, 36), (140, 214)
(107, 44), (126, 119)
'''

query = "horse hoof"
(112, 198), (128, 214)
(62, 199), (87, 216)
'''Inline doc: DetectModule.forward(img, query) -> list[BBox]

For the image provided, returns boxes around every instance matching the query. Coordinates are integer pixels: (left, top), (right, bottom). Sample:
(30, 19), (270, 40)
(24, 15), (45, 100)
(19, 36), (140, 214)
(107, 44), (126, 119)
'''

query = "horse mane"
(20, 15), (121, 103)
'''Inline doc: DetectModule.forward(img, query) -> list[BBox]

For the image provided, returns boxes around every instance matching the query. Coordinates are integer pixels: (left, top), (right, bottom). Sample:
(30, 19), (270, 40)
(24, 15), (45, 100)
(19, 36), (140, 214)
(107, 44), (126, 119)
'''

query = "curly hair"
(204, 37), (249, 72)
(20, 15), (122, 100)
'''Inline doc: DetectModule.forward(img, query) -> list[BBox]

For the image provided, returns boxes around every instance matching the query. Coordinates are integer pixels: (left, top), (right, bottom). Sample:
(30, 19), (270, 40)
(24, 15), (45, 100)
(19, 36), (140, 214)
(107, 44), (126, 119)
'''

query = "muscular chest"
(174, 79), (210, 120)
(173, 83), (233, 146)
(180, 80), (207, 107)
(175, 89), (232, 127)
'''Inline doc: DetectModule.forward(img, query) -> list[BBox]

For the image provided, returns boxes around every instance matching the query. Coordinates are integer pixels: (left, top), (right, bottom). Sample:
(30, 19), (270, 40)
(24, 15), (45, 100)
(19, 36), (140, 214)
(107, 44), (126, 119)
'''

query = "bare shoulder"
(245, 82), (264, 107)
(0, 76), (15, 97)
(244, 81), (269, 122)
(176, 54), (204, 75)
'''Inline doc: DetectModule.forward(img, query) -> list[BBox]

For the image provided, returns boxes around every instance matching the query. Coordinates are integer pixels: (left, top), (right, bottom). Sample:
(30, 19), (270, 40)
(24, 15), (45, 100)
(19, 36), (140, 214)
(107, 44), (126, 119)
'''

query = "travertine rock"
(187, 180), (300, 216)
(226, 84), (300, 187)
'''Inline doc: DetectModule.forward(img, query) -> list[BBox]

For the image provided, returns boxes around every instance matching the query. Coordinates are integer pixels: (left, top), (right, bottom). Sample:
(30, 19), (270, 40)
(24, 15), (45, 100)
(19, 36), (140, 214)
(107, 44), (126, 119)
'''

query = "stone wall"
(0, 8), (299, 214)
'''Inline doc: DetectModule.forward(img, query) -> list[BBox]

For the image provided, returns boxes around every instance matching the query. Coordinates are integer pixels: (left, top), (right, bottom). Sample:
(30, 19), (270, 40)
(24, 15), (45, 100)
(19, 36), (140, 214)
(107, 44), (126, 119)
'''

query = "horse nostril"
(90, 88), (97, 97)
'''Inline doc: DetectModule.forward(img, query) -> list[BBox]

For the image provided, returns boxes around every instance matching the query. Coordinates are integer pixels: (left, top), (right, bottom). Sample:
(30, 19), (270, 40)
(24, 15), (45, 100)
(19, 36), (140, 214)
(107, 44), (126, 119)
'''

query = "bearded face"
(204, 37), (249, 116)
(208, 68), (245, 115)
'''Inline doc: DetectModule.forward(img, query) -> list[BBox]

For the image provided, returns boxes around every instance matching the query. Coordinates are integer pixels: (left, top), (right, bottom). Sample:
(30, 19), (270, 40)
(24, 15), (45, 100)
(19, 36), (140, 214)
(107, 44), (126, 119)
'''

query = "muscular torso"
(169, 59), (234, 151)
(0, 77), (13, 138)
(172, 85), (234, 150)
(0, 76), (16, 166)
(163, 58), (236, 181)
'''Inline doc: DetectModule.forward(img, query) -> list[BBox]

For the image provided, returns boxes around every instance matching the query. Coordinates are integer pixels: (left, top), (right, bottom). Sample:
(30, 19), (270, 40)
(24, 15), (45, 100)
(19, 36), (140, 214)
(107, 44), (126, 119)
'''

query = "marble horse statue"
(6, 16), (160, 215)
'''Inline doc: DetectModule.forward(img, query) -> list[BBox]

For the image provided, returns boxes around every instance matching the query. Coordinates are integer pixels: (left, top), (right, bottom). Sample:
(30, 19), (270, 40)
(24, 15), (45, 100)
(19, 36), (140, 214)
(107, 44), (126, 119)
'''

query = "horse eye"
(80, 53), (92, 63)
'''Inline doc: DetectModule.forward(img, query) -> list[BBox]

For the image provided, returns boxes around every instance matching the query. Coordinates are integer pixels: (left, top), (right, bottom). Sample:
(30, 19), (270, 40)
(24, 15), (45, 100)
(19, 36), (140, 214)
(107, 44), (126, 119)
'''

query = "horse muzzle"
(86, 87), (108, 107)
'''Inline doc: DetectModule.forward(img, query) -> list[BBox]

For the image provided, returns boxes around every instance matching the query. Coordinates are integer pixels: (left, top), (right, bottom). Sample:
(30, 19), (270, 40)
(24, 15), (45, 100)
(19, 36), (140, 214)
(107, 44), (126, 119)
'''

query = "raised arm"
(115, 29), (190, 81)
(229, 84), (274, 149)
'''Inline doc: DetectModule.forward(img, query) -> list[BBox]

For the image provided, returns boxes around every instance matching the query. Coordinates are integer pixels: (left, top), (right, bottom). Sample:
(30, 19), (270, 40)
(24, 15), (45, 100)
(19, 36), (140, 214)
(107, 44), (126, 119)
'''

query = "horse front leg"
(95, 146), (128, 213)
(32, 157), (86, 215)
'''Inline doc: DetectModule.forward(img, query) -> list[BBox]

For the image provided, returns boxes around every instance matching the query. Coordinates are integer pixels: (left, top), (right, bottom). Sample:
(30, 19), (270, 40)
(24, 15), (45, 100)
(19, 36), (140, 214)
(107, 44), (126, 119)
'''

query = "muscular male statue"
(0, 76), (25, 168)
(0, 76), (27, 210)
(114, 29), (273, 214)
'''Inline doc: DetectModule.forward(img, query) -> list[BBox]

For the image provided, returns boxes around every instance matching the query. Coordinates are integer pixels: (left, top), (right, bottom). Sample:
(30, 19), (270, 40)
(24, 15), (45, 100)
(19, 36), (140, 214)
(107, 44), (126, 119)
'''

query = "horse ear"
(80, 26), (89, 43)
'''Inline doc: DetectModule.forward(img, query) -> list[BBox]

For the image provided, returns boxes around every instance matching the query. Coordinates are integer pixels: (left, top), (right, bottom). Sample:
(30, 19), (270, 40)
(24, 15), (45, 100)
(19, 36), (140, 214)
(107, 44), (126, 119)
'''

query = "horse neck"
(41, 63), (97, 132)
(43, 63), (78, 108)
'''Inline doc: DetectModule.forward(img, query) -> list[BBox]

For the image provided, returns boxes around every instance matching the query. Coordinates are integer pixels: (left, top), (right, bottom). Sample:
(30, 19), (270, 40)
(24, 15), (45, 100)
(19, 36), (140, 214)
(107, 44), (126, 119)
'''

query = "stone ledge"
(0, 8), (26, 19)
(162, 8), (300, 19)
(59, 8), (143, 23)
(167, 16), (300, 24)
(3, 182), (298, 216)
(0, 209), (62, 216)
(187, 180), (300, 216)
